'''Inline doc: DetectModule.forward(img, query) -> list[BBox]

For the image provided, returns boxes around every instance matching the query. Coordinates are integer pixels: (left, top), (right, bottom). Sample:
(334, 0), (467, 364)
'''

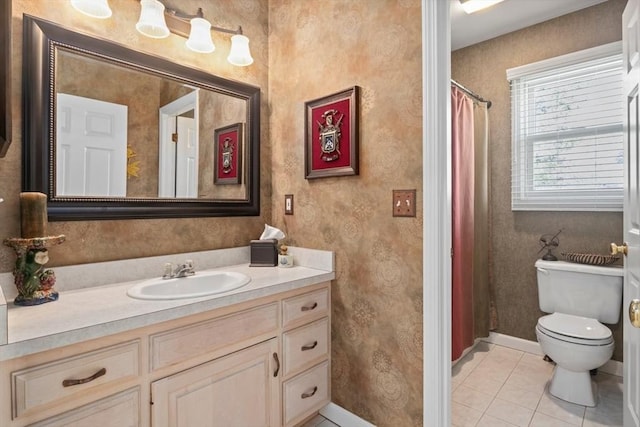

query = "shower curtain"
(451, 85), (494, 361)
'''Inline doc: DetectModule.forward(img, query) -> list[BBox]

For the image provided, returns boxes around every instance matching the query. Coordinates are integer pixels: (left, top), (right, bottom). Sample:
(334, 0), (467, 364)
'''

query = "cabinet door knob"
(273, 352), (280, 377)
(301, 302), (318, 312)
(62, 367), (107, 387)
(301, 386), (318, 399)
(301, 341), (318, 351)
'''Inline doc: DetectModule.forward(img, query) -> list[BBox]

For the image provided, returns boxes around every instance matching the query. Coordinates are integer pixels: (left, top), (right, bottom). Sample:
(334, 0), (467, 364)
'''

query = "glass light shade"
(70, 0), (112, 19)
(227, 34), (253, 67)
(459, 0), (505, 14)
(186, 18), (215, 53)
(136, 0), (170, 39)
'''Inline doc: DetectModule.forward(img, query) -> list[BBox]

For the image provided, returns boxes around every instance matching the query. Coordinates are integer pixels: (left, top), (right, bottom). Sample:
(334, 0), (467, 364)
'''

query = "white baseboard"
(484, 332), (544, 356)
(320, 402), (376, 427)
(483, 332), (623, 377)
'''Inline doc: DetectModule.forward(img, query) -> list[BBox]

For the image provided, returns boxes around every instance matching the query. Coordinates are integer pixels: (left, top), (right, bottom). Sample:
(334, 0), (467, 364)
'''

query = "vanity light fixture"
(69, 0), (252, 66)
(70, 0), (112, 19)
(459, 0), (505, 14)
(137, 0), (253, 66)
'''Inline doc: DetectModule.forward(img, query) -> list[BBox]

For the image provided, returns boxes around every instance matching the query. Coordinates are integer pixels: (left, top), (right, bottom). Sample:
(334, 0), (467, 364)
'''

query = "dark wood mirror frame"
(22, 15), (260, 221)
(0, 1), (11, 157)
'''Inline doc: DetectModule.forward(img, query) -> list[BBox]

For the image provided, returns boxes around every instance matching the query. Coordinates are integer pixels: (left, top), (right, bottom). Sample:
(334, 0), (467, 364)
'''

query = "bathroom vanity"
(0, 246), (334, 427)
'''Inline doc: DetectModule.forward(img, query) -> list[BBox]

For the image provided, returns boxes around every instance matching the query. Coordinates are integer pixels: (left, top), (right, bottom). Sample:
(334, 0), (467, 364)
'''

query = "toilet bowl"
(535, 312), (614, 406)
(535, 260), (622, 407)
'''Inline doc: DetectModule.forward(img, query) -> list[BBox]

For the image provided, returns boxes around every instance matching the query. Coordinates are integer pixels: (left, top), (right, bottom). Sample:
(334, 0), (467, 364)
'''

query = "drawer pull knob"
(273, 352), (280, 377)
(301, 302), (318, 312)
(301, 386), (318, 399)
(301, 341), (318, 351)
(62, 367), (107, 387)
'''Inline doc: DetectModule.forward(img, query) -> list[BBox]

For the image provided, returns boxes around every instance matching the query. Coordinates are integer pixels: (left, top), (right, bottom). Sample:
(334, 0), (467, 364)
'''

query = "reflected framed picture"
(305, 86), (359, 179)
(214, 123), (243, 185)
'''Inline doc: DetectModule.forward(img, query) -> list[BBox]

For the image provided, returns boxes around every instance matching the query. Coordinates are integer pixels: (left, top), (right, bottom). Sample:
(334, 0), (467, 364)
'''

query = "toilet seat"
(537, 313), (612, 346)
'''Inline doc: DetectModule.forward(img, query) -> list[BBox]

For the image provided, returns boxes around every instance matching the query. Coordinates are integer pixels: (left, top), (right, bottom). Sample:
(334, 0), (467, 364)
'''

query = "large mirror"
(22, 15), (260, 220)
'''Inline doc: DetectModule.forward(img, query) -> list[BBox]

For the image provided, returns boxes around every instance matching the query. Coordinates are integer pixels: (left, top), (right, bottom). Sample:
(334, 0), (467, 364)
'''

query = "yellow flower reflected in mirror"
(127, 145), (141, 178)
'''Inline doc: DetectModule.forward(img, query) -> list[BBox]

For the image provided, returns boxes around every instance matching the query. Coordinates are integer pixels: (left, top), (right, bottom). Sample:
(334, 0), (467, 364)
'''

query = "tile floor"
(452, 342), (623, 427)
(300, 414), (340, 427)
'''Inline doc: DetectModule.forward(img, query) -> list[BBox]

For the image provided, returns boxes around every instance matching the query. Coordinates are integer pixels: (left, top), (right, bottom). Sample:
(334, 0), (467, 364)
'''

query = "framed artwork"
(305, 86), (359, 179)
(214, 123), (243, 185)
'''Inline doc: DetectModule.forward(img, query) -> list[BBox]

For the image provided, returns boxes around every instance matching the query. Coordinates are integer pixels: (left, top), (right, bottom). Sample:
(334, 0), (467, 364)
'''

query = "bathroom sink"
(127, 271), (251, 300)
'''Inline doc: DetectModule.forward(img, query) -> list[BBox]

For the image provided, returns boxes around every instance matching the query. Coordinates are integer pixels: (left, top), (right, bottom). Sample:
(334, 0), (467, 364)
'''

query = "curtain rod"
(451, 79), (492, 109)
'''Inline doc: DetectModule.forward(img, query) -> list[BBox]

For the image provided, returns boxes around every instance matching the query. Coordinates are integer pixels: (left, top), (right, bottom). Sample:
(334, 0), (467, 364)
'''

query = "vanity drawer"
(150, 302), (279, 370)
(282, 318), (329, 377)
(282, 287), (329, 329)
(283, 361), (330, 427)
(27, 387), (140, 427)
(12, 340), (140, 419)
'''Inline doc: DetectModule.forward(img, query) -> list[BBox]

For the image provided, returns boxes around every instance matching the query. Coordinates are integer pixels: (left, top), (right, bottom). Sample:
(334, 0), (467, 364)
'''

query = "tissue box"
(250, 239), (278, 267)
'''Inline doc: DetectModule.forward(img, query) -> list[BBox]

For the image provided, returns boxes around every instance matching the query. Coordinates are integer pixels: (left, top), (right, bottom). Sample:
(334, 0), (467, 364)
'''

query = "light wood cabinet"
(280, 289), (331, 427)
(151, 339), (280, 427)
(0, 282), (331, 427)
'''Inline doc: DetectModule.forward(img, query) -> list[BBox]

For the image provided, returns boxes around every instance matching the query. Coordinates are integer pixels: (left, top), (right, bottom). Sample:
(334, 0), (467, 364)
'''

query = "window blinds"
(507, 41), (624, 211)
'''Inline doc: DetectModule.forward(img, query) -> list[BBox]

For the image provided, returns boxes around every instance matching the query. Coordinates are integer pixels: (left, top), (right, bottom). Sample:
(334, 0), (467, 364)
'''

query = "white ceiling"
(451, 0), (608, 51)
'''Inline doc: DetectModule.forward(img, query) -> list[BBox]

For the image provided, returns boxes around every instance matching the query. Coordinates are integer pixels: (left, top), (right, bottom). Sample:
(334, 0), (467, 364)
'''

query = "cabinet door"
(151, 339), (280, 427)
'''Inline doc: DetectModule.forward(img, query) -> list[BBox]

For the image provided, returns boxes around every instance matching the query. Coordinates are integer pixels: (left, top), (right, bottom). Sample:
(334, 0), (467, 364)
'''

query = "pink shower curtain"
(451, 86), (475, 361)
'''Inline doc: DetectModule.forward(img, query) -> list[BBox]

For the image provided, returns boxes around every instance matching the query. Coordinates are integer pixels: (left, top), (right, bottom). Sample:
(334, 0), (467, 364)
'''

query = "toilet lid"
(538, 313), (612, 341)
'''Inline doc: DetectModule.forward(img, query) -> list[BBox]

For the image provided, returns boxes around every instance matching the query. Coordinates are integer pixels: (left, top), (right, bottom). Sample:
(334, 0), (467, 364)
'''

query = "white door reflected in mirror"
(158, 90), (199, 198)
(56, 93), (127, 197)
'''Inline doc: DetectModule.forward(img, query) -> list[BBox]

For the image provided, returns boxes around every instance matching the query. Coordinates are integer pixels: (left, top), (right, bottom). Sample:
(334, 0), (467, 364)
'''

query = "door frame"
(422, 1), (452, 426)
(158, 90), (199, 197)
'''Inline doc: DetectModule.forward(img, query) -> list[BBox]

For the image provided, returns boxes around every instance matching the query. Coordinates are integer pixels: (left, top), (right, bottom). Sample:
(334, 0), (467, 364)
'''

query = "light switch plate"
(393, 190), (416, 217)
(284, 194), (294, 215)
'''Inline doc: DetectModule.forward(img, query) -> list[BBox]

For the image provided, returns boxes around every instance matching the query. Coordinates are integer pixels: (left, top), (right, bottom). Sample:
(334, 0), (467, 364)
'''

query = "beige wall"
(452, 0), (627, 361)
(4, 0), (270, 267)
(269, 1), (423, 425)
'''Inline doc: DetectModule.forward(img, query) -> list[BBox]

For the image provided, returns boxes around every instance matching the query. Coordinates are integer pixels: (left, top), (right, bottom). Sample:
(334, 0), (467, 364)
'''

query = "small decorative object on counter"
(3, 192), (66, 305)
(278, 245), (293, 268)
(4, 235), (65, 305)
(538, 229), (562, 261)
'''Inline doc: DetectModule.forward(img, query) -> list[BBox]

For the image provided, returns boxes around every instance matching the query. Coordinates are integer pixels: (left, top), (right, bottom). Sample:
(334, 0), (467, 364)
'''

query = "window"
(507, 42), (623, 211)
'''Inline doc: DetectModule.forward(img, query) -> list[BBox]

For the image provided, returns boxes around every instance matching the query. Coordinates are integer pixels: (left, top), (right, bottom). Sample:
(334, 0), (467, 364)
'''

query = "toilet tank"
(535, 259), (623, 324)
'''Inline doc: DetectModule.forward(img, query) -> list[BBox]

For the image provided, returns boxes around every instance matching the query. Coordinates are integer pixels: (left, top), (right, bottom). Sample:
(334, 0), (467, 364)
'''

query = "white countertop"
(0, 246), (334, 361)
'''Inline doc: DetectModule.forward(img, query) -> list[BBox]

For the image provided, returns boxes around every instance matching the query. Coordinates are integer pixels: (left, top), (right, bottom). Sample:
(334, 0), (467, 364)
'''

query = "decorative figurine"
(3, 192), (65, 306)
(4, 235), (65, 306)
(538, 229), (563, 261)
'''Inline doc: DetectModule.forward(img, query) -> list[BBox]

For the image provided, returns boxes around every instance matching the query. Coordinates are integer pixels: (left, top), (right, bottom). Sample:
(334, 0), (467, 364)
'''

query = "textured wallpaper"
(3, 0), (271, 268)
(268, 1), (423, 425)
(452, 0), (626, 361)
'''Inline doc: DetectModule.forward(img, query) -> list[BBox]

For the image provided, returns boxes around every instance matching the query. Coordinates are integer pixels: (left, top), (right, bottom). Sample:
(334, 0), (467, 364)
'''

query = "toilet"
(535, 259), (623, 407)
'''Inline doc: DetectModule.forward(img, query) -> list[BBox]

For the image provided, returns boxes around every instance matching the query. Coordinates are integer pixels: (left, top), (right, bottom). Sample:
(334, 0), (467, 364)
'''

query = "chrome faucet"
(162, 260), (195, 279)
